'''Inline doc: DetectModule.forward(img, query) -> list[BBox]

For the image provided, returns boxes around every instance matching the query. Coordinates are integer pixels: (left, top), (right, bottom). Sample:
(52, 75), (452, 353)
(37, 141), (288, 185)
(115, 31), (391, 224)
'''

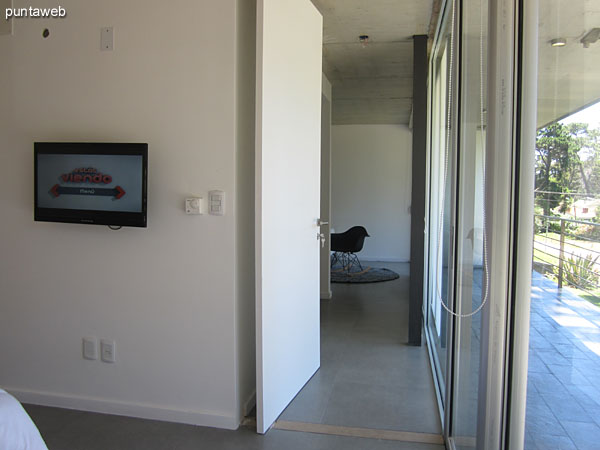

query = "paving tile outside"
(561, 421), (600, 450)
(527, 434), (578, 450)
(525, 271), (600, 450)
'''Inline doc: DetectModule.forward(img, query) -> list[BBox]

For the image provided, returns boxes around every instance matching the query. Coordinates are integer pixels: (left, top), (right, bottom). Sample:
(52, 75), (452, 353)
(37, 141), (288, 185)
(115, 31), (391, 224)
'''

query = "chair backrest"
(331, 226), (370, 253)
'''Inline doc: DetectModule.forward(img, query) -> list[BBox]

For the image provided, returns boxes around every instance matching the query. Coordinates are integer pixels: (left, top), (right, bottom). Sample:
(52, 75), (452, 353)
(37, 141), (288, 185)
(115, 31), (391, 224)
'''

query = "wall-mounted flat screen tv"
(34, 142), (148, 227)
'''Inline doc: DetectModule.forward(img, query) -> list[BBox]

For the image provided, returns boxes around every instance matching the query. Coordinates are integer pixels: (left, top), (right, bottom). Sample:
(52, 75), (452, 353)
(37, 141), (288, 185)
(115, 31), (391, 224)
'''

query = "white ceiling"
(536, 0), (600, 127)
(311, 0), (435, 125)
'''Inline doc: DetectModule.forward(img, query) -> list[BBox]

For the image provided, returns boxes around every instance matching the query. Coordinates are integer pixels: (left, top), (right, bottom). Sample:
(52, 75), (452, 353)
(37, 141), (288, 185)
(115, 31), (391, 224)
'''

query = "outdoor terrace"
(525, 271), (600, 450)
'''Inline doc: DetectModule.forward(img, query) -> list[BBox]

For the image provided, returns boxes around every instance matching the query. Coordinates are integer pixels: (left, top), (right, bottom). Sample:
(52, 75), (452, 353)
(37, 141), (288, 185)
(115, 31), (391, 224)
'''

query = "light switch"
(101, 27), (113, 51)
(208, 190), (225, 216)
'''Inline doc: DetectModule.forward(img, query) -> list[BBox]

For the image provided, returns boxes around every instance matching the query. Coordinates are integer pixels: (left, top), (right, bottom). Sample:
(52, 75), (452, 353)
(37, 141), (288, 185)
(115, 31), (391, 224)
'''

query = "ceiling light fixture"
(359, 35), (369, 48)
(550, 38), (567, 47)
(581, 28), (600, 48)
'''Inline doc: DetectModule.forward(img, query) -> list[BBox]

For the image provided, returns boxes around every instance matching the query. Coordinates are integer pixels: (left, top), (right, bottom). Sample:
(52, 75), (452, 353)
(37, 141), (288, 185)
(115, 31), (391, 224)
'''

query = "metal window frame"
(504, 0), (538, 449)
(424, 0), (537, 449)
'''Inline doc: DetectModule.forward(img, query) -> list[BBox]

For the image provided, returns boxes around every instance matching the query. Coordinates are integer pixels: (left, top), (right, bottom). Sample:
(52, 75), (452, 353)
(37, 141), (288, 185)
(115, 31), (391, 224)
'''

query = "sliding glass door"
(425, 0), (548, 449)
(425, 0), (494, 447)
(449, 0), (488, 448)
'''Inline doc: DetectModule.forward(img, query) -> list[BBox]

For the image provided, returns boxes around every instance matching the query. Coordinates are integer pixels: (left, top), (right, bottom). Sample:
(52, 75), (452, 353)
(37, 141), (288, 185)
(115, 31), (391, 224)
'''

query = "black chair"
(330, 226), (370, 272)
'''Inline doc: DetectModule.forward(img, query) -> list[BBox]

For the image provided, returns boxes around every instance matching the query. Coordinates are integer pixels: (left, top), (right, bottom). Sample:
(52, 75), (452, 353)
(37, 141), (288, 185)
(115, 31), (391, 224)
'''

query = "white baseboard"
(6, 386), (239, 430)
(242, 390), (256, 417)
(320, 290), (332, 299)
(359, 257), (409, 263)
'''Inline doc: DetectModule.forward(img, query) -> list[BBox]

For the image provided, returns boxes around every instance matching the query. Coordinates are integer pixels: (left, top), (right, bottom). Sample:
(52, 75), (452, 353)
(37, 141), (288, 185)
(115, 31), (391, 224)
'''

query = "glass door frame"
(424, 0), (462, 439)
(504, 0), (538, 448)
(424, 0), (536, 448)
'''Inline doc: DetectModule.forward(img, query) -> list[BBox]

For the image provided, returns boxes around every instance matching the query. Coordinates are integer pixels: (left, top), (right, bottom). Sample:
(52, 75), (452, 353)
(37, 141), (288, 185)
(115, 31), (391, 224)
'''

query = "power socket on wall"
(82, 337), (98, 360)
(101, 339), (116, 363)
(82, 337), (116, 363)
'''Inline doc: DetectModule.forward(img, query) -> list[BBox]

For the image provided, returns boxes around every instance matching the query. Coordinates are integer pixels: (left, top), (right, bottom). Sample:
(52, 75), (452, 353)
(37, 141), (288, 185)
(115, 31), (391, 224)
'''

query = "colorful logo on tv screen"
(50, 167), (125, 199)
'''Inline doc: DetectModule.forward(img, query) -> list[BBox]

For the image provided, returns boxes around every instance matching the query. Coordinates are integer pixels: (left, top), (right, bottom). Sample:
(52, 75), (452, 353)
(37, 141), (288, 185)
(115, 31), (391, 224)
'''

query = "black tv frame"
(34, 142), (148, 228)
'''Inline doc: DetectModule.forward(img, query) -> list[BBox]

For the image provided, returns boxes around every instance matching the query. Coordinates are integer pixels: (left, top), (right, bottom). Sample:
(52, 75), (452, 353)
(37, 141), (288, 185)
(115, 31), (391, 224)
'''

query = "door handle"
(317, 219), (329, 226)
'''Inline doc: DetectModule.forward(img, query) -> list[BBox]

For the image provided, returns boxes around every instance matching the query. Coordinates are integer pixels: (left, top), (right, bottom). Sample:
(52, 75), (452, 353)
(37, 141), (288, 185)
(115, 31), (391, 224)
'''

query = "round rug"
(331, 266), (400, 283)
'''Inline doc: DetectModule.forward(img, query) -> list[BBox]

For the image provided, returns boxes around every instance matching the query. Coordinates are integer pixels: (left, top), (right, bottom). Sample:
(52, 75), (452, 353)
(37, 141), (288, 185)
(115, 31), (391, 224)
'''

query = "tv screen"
(34, 143), (148, 227)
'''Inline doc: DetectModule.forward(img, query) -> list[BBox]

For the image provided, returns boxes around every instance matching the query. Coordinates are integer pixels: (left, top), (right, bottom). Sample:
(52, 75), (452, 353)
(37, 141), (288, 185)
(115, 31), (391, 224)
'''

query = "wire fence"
(533, 214), (600, 300)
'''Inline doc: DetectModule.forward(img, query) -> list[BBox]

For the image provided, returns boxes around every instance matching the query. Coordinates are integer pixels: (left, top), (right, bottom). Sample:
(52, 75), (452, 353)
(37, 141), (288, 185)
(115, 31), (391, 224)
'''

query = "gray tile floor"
(22, 404), (446, 450)
(525, 272), (600, 450)
(22, 262), (445, 450)
(280, 262), (442, 435)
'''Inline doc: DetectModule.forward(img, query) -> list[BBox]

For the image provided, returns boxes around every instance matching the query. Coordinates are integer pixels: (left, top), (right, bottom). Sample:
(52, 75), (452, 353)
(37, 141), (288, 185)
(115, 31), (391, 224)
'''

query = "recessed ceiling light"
(550, 38), (567, 47)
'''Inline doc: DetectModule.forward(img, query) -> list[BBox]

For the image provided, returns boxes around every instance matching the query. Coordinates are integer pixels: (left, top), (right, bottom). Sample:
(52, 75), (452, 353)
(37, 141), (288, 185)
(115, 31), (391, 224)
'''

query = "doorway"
(257, 0), (460, 443)
(260, 0), (443, 441)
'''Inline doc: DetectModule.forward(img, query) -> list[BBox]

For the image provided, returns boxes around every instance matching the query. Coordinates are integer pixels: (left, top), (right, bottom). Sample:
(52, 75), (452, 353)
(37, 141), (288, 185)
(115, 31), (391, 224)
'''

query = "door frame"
(504, 0), (538, 448)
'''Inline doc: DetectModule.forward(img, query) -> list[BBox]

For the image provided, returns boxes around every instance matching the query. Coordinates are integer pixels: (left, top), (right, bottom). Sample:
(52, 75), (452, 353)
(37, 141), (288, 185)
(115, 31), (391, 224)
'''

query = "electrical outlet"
(100, 339), (116, 363)
(82, 337), (98, 360)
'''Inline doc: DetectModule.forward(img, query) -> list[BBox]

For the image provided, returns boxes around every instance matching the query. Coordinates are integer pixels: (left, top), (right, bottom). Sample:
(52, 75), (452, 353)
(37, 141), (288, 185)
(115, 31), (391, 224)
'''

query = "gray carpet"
(331, 266), (400, 283)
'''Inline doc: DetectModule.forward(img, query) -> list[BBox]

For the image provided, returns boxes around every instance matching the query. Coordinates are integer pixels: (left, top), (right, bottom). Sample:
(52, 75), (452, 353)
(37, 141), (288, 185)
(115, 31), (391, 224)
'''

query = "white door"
(255, 0), (323, 434)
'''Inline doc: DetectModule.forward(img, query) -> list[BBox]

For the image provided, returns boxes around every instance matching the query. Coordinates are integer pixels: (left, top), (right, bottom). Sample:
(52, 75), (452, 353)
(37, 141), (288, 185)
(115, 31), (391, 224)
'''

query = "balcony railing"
(533, 214), (600, 301)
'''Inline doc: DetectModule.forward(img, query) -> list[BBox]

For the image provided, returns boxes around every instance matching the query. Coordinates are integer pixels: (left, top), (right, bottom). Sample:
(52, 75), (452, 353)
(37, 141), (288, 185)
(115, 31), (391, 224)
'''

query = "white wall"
(0, 0), (254, 429)
(331, 124), (412, 262)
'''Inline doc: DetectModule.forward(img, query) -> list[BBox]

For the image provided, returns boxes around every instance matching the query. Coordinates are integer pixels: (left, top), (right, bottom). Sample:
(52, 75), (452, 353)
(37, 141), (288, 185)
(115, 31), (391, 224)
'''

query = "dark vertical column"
(408, 34), (428, 346)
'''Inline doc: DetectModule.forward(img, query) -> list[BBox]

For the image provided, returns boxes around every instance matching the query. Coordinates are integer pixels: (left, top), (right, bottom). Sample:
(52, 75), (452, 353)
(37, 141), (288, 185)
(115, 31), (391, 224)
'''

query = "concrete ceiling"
(537, 0), (600, 127)
(311, 0), (436, 125)
(308, 1), (600, 129)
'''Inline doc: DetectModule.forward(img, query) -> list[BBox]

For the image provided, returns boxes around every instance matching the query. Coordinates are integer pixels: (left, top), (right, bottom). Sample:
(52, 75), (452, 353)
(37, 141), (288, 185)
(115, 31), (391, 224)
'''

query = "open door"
(255, 0), (323, 434)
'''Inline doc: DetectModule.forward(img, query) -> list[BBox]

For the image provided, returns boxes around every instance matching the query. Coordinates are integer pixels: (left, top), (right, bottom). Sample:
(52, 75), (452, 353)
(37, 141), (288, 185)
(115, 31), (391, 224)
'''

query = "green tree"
(535, 123), (585, 216)
(577, 126), (600, 194)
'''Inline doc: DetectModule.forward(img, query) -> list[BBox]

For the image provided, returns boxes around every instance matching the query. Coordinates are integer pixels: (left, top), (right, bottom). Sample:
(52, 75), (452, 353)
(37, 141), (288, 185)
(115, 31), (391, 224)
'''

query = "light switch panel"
(208, 190), (225, 216)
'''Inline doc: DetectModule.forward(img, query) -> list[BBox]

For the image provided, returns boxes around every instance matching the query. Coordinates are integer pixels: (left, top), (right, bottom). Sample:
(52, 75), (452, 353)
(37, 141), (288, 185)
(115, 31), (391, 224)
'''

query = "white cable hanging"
(435, 0), (490, 318)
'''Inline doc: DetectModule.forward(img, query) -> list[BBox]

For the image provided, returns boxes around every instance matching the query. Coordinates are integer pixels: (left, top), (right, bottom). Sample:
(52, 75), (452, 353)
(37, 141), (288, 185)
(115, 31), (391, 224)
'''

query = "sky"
(560, 101), (600, 129)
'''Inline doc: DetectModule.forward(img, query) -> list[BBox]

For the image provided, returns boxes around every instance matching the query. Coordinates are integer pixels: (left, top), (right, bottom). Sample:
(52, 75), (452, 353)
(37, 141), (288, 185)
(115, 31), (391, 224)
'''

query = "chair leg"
(346, 253), (363, 272)
(353, 253), (364, 271)
(330, 252), (339, 269)
(331, 251), (366, 274)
